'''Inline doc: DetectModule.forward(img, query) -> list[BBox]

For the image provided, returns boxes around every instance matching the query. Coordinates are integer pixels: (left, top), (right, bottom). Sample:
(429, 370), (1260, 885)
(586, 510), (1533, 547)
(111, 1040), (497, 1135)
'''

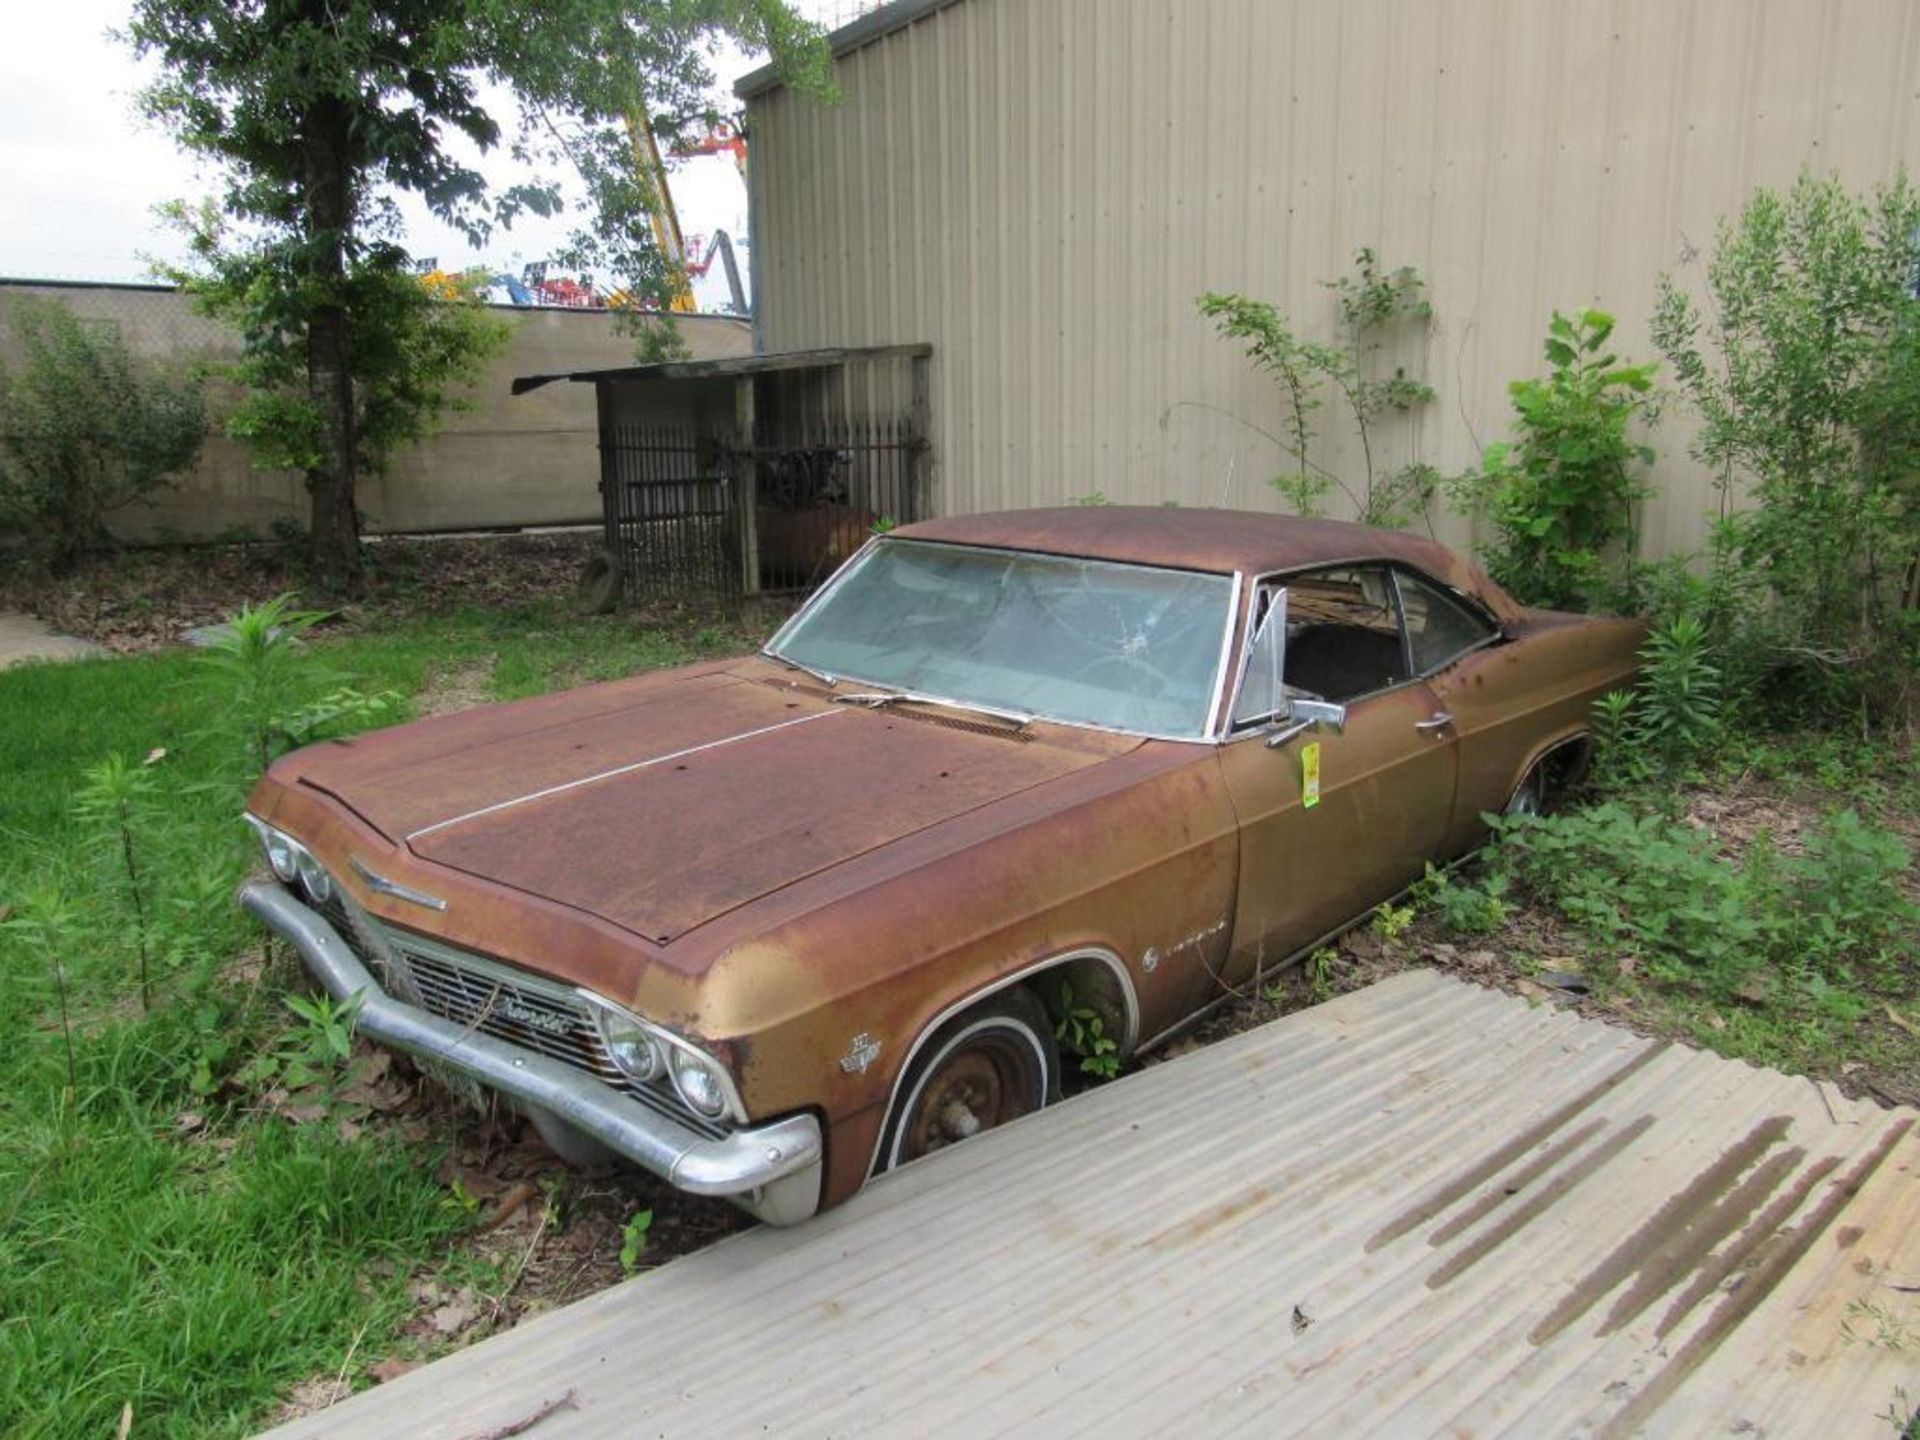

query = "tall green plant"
(72, 754), (163, 1012)
(197, 594), (398, 775)
(1198, 250), (1437, 528)
(1652, 171), (1920, 710)
(1459, 309), (1658, 610)
(0, 296), (205, 569)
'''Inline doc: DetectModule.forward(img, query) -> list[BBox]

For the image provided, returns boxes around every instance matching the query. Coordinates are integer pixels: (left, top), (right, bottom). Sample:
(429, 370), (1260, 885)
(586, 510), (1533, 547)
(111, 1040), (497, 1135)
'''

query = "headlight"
(293, 846), (333, 904)
(263, 828), (300, 883)
(597, 1010), (664, 1083)
(670, 1046), (730, 1118)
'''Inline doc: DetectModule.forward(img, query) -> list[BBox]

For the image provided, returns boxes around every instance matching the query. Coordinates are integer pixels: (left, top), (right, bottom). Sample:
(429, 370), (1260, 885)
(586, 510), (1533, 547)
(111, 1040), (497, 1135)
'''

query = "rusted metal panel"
(259, 971), (1917, 1439)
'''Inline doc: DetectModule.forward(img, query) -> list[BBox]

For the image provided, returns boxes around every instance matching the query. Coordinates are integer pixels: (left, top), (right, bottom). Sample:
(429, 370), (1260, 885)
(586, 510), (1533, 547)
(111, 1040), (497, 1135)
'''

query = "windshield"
(768, 540), (1236, 738)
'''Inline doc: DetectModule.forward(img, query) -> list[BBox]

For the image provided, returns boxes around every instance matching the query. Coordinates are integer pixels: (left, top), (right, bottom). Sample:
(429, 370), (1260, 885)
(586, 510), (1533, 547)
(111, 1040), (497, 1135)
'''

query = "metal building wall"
(745, 0), (1920, 559)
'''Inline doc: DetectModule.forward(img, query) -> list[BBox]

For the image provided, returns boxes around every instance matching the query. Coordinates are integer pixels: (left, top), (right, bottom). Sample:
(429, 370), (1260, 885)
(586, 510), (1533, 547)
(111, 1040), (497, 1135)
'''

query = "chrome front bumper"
(240, 881), (823, 1225)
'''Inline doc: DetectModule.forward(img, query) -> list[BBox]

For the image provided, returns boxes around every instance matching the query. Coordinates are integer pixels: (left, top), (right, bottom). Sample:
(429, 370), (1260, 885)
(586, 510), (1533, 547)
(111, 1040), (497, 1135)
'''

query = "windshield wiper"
(832, 688), (1033, 729)
(764, 650), (838, 687)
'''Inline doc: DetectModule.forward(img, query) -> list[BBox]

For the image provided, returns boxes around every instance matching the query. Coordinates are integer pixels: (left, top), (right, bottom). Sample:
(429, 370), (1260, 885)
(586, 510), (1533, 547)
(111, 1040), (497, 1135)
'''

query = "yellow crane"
(624, 108), (700, 314)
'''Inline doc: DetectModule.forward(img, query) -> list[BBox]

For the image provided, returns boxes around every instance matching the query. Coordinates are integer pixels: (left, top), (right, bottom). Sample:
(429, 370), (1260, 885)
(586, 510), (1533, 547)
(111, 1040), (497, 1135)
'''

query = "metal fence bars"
(602, 424), (737, 597)
(741, 414), (923, 593)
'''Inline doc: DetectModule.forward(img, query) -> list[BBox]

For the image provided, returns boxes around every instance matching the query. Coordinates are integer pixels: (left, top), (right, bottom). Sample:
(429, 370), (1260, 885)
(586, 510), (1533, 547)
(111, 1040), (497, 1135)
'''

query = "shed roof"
(510, 342), (930, 395)
(261, 970), (1917, 1440)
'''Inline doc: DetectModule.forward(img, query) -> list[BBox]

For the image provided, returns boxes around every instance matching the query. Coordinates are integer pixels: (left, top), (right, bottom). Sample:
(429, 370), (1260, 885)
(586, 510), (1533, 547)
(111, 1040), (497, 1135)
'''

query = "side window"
(1396, 570), (1496, 674)
(1283, 566), (1410, 703)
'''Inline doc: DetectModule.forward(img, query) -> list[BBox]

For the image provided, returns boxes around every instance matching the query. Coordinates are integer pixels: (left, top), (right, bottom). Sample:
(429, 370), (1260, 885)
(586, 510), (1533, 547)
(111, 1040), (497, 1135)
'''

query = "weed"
(1843, 1300), (1919, 1351)
(1304, 946), (1340, 1004)
(1053, 979), (1121, 1080)
(1485, 803), (1917, 1050)
(619, 1208), (655, 1276)
(1370, 900), (1416, 945)
(1412, 863), (1513, 937)
(71, 752), (162, 1009)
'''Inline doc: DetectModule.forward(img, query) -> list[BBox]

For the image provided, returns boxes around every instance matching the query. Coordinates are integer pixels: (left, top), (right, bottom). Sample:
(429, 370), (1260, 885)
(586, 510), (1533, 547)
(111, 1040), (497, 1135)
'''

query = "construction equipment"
(624, 109), (699, 314)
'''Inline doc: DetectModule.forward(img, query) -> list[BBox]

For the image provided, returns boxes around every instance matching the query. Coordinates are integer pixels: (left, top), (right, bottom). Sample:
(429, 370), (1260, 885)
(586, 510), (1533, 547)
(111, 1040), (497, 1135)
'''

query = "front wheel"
(879, 989), (1059, 1172)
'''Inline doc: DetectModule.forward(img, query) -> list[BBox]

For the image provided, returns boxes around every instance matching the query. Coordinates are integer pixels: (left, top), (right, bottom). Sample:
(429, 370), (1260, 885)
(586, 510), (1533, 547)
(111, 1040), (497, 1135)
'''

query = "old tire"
(879, 989), (1059, 1171)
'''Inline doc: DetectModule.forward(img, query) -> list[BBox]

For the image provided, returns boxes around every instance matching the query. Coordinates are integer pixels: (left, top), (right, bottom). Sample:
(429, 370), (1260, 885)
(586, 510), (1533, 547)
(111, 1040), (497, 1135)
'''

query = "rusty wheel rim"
(899, 1030), (1043, 1162)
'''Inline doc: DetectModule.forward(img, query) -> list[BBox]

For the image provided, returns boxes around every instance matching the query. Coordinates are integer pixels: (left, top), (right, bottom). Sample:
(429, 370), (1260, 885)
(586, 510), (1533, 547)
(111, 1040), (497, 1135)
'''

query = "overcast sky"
(0, 0), (857, 309)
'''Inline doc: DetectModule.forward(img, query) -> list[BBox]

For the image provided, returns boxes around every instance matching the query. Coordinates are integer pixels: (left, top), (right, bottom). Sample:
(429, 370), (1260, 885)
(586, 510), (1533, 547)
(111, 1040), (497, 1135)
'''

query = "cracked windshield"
(770, 540), (1235, 737)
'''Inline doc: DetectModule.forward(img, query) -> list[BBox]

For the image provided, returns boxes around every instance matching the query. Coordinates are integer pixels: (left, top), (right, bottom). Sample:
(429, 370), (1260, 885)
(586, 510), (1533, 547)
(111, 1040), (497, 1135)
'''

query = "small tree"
(1652, 171), (1920, 707)
(0, 297), (205, 569)
(130, 0), (831, 594)
(1458, 308), (1659, 610)
(160, 212), (513, 511)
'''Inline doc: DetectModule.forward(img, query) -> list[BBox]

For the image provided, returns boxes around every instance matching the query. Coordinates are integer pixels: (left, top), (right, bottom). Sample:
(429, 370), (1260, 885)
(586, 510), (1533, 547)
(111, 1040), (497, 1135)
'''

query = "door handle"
(1415, 711), (1454, 733)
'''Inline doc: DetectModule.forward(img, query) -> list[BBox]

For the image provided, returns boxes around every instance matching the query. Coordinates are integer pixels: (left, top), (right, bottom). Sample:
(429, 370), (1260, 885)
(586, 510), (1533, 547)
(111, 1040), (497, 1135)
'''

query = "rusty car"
(241, 507), (1643, 1225)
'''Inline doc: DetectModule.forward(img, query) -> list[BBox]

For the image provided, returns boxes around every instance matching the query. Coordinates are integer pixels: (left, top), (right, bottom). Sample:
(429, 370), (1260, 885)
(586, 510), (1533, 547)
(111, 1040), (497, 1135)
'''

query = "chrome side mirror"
(1265, 697), (1349, 748)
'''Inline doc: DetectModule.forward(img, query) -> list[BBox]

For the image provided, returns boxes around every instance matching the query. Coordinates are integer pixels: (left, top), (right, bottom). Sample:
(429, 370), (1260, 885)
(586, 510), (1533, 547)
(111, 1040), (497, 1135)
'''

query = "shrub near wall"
(1654, 171), (1920, 718)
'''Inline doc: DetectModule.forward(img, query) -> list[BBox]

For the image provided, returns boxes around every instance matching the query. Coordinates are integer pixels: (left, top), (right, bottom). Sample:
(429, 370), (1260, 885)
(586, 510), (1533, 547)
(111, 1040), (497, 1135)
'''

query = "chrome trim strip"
(1202, 570), (1246, 740)
(405, 710), (842, 842)
(348, 856), (448, 911)
(864, 944), (1140, 1181)
(241, 881), (823, 1224)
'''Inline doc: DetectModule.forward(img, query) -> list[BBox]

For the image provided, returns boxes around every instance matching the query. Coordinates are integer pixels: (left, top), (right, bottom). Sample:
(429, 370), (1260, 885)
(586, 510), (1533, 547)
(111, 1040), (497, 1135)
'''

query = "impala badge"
(840, 1032), (883, 1075)
(350, 856), (449, 912)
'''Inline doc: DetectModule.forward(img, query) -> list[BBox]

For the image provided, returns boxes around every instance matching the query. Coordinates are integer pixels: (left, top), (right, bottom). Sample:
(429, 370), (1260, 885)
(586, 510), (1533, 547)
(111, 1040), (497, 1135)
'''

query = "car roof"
(891, 507), (1522, 620)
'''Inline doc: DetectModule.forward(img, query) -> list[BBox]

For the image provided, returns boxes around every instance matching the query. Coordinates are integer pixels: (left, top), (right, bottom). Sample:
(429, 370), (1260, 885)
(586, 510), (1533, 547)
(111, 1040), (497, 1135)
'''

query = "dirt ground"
(0, 530), (605, 652)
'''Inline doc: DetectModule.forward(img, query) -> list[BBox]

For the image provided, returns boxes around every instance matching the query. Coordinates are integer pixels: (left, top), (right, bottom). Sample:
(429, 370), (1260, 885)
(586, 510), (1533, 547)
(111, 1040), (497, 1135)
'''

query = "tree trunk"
(302, 91), (364, 596)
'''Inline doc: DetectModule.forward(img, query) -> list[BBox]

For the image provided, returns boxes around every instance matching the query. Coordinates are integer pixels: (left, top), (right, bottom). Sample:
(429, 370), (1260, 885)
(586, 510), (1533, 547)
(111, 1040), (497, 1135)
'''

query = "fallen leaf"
(1463, 950), (1497, 971)
(116, 1403), (132, 1440)
(143, 747), (167, 766)
(1705, 1012), (1728, 1032)
(1885, 1005), (1918, 1037)
(428, 1290), (478, 1336)
(1514, 979), (1552, 1004)
(336, 1119), (364, 1144)
(369, 1357), (420, 1385)
(174, 1111), (205, 1136)
(1617, 954), (1639, 977)
(283, 1103), (330, 1126)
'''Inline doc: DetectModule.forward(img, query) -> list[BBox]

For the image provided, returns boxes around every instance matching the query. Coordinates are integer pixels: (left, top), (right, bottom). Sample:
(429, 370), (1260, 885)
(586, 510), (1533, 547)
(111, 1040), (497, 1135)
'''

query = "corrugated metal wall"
(747, 0), (1920, 559)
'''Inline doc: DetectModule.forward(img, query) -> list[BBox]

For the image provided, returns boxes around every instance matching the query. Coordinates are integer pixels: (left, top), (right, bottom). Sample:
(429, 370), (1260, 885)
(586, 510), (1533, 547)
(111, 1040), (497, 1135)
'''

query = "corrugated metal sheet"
(745, 0), (1920, 560)
(261, 971), (1918, 1439)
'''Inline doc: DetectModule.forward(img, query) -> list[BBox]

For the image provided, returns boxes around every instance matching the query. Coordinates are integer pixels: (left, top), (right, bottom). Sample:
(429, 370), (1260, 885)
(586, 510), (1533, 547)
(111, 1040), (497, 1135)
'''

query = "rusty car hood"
(283, 660), (1140, 947)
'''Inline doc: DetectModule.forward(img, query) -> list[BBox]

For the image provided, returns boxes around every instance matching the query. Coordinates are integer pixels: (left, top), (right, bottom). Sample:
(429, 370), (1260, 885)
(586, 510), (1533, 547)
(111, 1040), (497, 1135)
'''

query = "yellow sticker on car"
(1301, 742), (1321, 809)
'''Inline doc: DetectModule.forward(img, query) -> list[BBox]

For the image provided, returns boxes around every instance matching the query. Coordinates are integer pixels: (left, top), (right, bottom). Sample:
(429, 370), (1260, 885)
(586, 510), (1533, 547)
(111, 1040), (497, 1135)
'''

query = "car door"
(1390, 567), (1523, 860)
(1214, 567), (1457, 991)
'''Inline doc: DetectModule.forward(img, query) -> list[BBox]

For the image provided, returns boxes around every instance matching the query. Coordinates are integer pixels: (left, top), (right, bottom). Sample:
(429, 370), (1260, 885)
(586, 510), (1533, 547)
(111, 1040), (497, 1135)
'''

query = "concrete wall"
(745, 0), (1920, 560)
(0, 281), (751, 540)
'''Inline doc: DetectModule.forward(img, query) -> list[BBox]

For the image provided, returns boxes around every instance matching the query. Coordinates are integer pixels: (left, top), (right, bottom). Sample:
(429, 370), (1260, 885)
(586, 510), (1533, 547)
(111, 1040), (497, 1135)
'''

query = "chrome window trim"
(764, 537), (1241, 745)
(1390, 566), (1503, 679)
(1217, 558), (1504, 738)
(864, 944), (1141, 1181)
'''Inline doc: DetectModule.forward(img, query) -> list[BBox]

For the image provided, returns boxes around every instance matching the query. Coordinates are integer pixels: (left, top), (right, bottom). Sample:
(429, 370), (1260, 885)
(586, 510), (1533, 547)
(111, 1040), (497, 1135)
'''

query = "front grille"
(317, 884), (726, 1139)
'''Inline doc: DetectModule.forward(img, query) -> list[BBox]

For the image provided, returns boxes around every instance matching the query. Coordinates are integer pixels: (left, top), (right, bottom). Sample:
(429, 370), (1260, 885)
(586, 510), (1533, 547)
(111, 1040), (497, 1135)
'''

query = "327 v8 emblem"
(839, 1032), (883, 1075)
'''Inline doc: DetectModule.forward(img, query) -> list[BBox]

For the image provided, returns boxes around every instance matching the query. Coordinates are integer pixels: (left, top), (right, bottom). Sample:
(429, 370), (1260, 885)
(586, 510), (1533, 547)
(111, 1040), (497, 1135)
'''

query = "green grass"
(0, 601), (770, 1438)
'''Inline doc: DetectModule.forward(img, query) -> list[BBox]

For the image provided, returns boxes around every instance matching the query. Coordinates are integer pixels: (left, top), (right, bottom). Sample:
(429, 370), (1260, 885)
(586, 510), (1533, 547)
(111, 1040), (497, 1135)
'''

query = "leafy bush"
(1488, 805), (1917, 1007)
(1412, 862), (1513, 937)
(0, 296), (205, 568)
(1455, 308), (1658, 610)
(1653, 171), (1920, 714)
